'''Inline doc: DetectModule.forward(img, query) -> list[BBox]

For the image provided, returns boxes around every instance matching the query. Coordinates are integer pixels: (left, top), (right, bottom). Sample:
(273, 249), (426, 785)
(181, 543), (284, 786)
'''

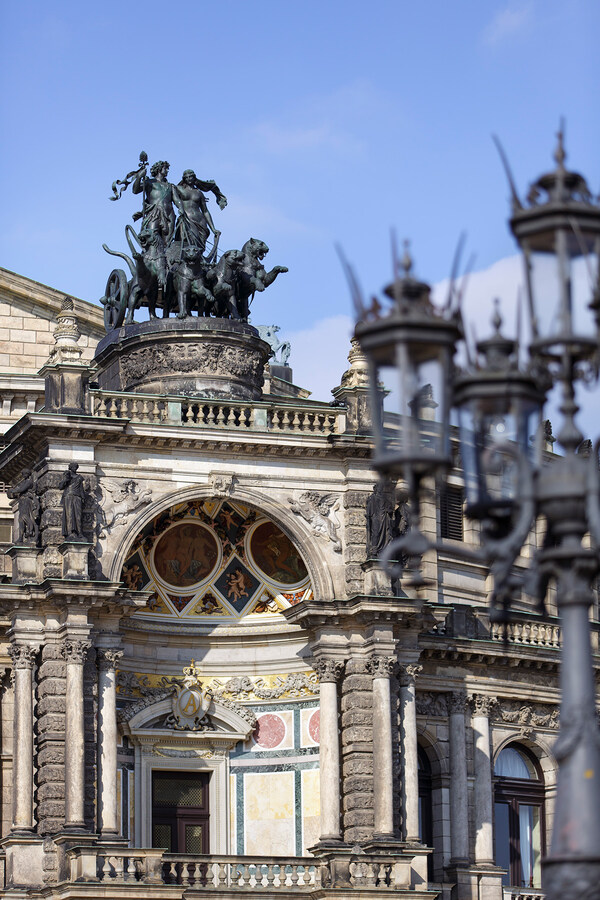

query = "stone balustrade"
(68, 847), (317, 890)
(490, 619), (561, 648)
(90, 389), (346, 435)
(0, 376), (45, 424)
(503, 890), (545, 900)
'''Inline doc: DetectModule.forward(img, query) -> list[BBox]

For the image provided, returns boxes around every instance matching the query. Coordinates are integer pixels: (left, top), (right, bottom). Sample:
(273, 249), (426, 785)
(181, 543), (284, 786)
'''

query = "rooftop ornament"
(100, 151), (288, 332)
(347, 127), (600, 899)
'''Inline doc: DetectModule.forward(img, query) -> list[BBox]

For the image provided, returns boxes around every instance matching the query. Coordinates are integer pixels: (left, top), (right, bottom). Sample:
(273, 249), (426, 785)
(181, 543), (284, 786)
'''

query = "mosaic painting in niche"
(122, 498), (312, 621)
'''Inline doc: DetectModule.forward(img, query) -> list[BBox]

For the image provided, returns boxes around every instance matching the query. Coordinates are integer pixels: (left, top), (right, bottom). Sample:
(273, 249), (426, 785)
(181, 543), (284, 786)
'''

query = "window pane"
(519, 805), (542, 888)
(153, 773), (206, 807)
(494, 747), (536, 779)
(185, 824), (204, 854)
(494, 802), (510, 886)
(152, 823), (172, 850)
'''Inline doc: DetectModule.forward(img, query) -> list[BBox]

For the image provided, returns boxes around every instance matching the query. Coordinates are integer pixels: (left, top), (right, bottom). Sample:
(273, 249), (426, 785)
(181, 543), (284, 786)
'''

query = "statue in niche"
(366, 481), (410, 571)
(101, 152), (287, 330)
(60, 462), (89, 541)
(8, 468), (40, 546)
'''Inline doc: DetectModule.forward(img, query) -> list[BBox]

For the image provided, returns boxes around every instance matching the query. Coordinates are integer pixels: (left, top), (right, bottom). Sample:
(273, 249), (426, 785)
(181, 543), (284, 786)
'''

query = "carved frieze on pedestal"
(59, 542), (93, 580)
(6, 546), (41, 584)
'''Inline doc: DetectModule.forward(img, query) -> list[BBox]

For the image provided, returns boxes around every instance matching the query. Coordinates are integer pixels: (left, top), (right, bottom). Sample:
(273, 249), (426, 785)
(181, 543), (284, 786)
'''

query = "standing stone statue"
(7, 468), (40, 546)
(366, 481), (395, 558)
(60, 463), (88, 541)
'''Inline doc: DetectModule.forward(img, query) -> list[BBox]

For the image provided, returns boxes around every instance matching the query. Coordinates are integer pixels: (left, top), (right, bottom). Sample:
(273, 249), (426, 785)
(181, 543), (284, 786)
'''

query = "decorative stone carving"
(211, 671), (318, 700)
(365, 481), (395, 559)
(289, 491), (342, 553)
(7, 468), (41, 546)
(312, 658), (345, 683)
(46, 297), (83, 365)
(99, 479), (152, 534)
(7, 644), (37, 669)
(449, 691), (468, 714)
(416, 691), (449, 717)
(256, 325), (291, 365)
(97, 648), (123, 671)
(366, 656), (397, 678)
(494, 700), (559, 731)
(60, 639), (91, 664)
(153, 747), (227, 759)
(470, 694), (497, 717)
(399, 663), (423, 686)
(162, 660), (212, 731)
(208, 472), (236, 497)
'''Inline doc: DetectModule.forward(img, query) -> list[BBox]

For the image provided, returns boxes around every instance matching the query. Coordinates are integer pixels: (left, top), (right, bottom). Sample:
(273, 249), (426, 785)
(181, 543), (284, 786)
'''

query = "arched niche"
(120, 694), (255, 852)
(107, 483), (335, 600)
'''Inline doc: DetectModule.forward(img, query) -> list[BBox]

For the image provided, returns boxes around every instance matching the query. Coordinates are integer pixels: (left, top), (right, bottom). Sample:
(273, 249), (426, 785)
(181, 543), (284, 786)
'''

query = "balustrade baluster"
(216, 406), (226, 426)
(266, 863), (277, 887)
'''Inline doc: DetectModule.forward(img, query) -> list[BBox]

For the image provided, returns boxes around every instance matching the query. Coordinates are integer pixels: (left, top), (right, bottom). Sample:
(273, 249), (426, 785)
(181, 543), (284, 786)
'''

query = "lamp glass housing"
(458, 390), (541, 519)
(522, 226), (600, 348)
(368, 337), (453, 475)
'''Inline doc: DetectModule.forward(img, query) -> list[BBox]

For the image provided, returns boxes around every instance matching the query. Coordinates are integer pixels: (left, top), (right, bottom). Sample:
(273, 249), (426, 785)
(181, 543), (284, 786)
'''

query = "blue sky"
(1, 0), (599, 426)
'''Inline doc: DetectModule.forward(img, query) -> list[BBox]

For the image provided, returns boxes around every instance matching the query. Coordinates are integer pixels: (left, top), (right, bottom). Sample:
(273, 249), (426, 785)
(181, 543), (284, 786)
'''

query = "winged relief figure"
(100, 479), (152, 534)
(289, 490), (342, 553)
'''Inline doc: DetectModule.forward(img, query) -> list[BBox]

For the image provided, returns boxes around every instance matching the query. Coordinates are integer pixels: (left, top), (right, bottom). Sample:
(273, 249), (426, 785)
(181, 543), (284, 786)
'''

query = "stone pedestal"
(59, 541), (92, 580)
(1, 834), (45, 891)
(7, 546), (41, 584)
(362, 559), (393, 596)
(94, 318), (272, 400)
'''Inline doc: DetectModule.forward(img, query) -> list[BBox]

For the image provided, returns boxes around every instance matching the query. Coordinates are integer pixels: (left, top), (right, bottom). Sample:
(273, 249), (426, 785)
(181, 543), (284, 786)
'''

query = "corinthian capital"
(449, 691), (468, 714)
(61, 639), (91, 665)
(366, 655), (397, 678)
(8, 643), (37, 670)
(312, 657), (345, 684)
(97, 648), (123, 672)
(399, 663), (423, 686)
(470, 694), (497, 717)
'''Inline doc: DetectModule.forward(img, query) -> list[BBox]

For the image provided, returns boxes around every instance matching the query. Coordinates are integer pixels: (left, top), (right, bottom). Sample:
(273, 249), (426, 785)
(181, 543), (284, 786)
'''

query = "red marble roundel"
(308, 710), (320, 744)
(254, 713), (286, 749)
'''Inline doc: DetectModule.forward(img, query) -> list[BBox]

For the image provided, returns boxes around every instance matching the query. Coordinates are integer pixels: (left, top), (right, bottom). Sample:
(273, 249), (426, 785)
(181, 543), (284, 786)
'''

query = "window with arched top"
(494, 744), (545, 889)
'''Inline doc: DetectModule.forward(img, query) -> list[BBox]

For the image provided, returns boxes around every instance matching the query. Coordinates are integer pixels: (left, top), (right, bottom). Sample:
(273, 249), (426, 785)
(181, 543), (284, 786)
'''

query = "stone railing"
(163, 855), (318, 889)
(90, 389), (346, 435)
(68, 847), (318, 891)
(0, 375), (45, 423)
(490, 618), (561, 648)
(503, 889), (545, 900)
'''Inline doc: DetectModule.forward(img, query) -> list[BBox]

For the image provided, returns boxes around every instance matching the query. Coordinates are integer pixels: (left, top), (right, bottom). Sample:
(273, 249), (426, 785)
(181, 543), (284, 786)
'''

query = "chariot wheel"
(102, 268), (128, 331)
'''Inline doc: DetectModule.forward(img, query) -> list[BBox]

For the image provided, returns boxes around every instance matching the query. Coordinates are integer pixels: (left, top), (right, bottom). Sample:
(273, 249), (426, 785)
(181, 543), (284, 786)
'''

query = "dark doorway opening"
(152, 770), (210, 853)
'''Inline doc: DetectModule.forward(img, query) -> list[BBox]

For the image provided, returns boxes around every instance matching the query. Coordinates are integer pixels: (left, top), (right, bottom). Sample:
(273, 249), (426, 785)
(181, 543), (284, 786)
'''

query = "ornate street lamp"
(350, 130), (600, 899)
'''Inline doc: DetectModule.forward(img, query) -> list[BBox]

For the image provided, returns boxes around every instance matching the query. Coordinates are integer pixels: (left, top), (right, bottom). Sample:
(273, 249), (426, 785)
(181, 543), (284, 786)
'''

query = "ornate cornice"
(97, 648), (123, 672)
(61, 639), (92, 665)
(8, 643), (37, 669)
(449, 691), (468, 714)
(312, 658), (345, 684)
(470, 693), (497, 717)
(366, 655), (397, 678)
(399, 663), (423, 687)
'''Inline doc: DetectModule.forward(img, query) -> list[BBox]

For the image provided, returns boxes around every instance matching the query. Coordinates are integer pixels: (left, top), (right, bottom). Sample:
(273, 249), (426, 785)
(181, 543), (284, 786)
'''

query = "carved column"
(449, 692), (469, 862)
(8, 643), (37, 831)
(366, 655), (397, 838)
(61, 639), (91, 829)
(471, 694), (495, 864)
(399, 663), (423, 842)
(313, 658), (344, 842)
(97, 648), (123, 836)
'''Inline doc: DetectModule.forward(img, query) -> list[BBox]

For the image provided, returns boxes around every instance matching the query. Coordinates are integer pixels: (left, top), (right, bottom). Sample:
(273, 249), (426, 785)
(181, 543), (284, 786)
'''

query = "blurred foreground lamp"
(354, 247), (462, 484)
(508, 128), (600, 361)
(453, 303), (544, 521)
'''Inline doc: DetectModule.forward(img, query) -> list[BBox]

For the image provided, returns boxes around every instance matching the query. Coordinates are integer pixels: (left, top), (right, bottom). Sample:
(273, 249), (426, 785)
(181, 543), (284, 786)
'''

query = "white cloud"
(482, 3), (533, 46)
(285, 256), (599, 442)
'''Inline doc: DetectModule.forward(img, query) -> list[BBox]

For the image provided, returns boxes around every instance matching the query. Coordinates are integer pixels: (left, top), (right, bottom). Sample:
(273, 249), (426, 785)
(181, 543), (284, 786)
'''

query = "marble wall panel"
(301, 768), (320, 853)
(244, 771), (295, 856)
(300, 707), (319, 747)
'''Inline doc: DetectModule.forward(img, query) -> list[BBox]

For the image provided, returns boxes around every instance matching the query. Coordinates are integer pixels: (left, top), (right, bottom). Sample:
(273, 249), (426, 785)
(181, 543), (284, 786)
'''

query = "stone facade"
(0, 273), (596, 900)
